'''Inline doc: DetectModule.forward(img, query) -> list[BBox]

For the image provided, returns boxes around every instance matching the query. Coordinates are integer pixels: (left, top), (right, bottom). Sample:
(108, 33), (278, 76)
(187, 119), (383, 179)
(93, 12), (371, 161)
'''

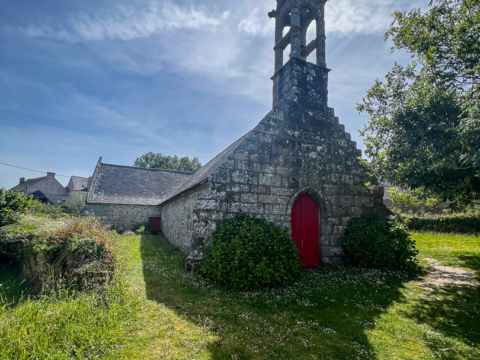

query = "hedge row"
(404, 216), (480, 234)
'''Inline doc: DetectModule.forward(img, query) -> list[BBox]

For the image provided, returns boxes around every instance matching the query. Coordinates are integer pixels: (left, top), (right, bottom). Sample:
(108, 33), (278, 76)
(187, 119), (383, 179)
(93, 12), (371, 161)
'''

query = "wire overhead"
(0, 162), (71, 178)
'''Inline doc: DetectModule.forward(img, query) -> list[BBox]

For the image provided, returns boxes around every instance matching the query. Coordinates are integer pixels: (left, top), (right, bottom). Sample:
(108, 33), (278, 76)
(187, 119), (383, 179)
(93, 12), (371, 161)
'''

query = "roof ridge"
(24, 176), (45, 182)
(9, 176), (46, 191)
(102, 163), (194, 175)
(161, 130), (252, 204)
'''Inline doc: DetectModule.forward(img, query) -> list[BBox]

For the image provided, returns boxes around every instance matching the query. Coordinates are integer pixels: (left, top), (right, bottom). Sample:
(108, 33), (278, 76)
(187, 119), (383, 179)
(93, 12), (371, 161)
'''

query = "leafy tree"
(133, 152), (202, 172)
(0, 189), (32, 227)
(388, 187), (443, 212)
(63, 193), (86, 216)
(357, 0), (480, 206)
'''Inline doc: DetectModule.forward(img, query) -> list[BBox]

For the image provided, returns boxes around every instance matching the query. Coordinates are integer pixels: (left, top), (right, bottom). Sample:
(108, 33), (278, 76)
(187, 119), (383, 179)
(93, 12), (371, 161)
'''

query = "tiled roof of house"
(86, 162), (192, 206)
(69, 176), (89, 192)
(162, 132), (251, 203)
(9, 177), (45, 192)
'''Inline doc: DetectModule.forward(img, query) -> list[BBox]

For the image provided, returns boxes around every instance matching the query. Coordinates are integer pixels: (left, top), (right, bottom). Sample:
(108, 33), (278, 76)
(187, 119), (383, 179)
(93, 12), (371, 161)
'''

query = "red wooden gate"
(291, 194), (319, 267)
(149, 217), (162, 235)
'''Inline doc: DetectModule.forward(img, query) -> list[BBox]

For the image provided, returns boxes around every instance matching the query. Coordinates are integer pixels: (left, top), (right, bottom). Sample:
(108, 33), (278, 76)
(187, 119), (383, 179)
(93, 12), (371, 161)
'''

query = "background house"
(9, 172), (69, 204)
(84, 158), (192, 230)
(66, 176), (90, 199)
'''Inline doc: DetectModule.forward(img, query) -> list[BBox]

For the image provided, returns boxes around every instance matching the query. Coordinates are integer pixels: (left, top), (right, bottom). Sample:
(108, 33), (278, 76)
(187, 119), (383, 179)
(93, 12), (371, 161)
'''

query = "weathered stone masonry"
(159, 0), (390, 267)
(85, 158), (191, 230)
(161, 60), (388, 266)
(83, 203), (161, 230)
(161, 183), (212, 254)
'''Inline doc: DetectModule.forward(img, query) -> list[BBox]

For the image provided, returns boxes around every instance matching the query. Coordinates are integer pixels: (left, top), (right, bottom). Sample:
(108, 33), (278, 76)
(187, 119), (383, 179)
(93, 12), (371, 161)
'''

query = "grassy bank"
(1, 231), (479, 359)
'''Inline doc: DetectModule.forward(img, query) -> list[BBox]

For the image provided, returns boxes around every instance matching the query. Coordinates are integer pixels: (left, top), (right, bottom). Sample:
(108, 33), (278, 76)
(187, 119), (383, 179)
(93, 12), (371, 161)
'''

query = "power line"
(0, 162), (71, 178)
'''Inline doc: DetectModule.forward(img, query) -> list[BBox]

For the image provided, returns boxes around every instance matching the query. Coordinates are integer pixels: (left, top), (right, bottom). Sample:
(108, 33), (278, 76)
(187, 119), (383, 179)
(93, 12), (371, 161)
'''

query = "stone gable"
(159, 0), (390, 267)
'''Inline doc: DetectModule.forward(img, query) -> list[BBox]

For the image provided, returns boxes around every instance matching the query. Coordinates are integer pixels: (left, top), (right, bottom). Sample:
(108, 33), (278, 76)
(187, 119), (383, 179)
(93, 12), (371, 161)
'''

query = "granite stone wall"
(83, 204), (161, 230)
(161, 183), (211, 254)
(188, 59), (390, 266)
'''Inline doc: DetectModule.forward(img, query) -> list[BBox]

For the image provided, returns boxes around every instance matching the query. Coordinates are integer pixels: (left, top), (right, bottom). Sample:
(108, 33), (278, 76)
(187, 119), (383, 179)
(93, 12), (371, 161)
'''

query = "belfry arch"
(269, 0), (327, 73)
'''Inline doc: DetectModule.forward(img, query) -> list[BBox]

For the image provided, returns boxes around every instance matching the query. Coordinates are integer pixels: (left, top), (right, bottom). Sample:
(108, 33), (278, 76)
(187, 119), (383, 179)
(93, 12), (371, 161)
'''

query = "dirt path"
(420, 258), (478, 287)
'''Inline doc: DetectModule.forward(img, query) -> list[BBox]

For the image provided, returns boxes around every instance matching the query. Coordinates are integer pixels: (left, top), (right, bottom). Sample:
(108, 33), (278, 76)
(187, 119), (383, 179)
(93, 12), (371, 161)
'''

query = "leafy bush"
(37, 217), (116, 289)
(30, 200), (64, 218)
(0, 227), (33, 265)
(343, 213), (418, 270)
(201, 213), (302, 290)
(63, 193), (86, 216)
(132, 222), (158, 235)
(404, 215), (480, 234)
(0, 189), (31, 227)
(1, 215), (116, 290)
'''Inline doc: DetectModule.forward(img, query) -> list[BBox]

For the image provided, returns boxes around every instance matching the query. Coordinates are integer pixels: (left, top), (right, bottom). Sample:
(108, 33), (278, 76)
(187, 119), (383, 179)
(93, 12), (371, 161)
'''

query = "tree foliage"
(63, 193), (86, 216)
(357, 0), (480, 205)
(388, 187), (443, 212)
(133, 152), (202, 172)
(0, 189), (32, 227)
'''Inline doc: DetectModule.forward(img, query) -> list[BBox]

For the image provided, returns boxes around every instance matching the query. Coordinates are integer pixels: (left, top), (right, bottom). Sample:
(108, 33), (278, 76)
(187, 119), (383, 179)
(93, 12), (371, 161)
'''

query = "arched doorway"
(291, 194), (319, 267)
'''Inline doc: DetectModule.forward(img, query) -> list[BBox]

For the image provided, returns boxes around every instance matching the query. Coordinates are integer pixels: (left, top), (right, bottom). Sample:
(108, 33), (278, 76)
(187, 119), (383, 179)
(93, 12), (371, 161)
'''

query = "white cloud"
(325, 0), (394, 35)
(21, 1), (229, 42)
(238, 8), (274, 36)
(236, 0), (427, 37)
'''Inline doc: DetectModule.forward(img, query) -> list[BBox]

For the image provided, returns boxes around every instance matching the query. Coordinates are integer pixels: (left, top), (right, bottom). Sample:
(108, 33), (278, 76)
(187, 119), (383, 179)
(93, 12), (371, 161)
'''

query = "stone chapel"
(158, 0), (390, 269)
(84, 0), (390, 268)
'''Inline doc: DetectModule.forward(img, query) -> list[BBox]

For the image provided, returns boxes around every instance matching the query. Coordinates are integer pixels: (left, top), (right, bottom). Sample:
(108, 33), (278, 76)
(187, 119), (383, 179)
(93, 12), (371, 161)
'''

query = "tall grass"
(0, 272), (143, 360)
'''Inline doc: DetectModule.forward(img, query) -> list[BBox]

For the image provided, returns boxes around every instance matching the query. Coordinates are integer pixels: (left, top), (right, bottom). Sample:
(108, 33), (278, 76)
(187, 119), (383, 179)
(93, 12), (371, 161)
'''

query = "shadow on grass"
(458, 254), (480, 281)
(0, 264), (29, 308)
(139, 235), (419, 360)
(404, 283), (480, 358)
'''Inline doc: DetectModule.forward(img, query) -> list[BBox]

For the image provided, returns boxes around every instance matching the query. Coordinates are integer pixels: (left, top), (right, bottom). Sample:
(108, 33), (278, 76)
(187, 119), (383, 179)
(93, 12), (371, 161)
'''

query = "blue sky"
(0, 0), (428, 188)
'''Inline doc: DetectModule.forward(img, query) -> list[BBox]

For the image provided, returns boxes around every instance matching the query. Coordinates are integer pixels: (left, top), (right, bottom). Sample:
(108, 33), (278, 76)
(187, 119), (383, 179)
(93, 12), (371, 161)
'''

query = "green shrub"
(1, 215), (116, 290)
(36, 217), (117, 289)
(404, 215), (480, 234)
(0, 189), (31, 227)
(343, 213), (418, 270)
(63, 193), (86, 216)
(201, 213), (302, 290)
(132, 222), (157, 235)
(0, 228), (33, 265)
(30, 200), (63, 218)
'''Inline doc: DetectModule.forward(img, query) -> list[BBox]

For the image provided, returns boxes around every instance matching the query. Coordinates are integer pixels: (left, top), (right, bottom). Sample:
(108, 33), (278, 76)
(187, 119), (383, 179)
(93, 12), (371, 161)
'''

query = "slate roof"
(9, 177), (45, 193)
(86, 163), (193, 206)
(162, 132), (251, 203)
(69, 176), (89, 192)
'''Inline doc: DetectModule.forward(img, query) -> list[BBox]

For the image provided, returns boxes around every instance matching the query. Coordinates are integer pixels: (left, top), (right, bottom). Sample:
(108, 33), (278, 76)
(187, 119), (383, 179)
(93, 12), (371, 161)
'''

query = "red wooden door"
(149, 217), (162, 235)
(291, 194), (319, 267)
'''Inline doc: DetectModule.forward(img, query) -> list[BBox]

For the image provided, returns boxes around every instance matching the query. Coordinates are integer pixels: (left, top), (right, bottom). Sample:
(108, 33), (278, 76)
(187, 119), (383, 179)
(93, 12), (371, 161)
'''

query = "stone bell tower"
(269, 0), (329, 110)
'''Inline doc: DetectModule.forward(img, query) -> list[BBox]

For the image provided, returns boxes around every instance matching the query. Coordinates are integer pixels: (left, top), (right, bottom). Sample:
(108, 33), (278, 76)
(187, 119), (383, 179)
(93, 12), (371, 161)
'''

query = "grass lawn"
(114, 232), (480, 360)
(1, 231), (478, 359)
(412, 232), (480, 275)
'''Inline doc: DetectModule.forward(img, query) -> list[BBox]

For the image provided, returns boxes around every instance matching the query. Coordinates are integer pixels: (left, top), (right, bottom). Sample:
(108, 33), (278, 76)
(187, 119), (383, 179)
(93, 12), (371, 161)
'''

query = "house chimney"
(47, 172), (55, 178)
(19, 177), (25, 185)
